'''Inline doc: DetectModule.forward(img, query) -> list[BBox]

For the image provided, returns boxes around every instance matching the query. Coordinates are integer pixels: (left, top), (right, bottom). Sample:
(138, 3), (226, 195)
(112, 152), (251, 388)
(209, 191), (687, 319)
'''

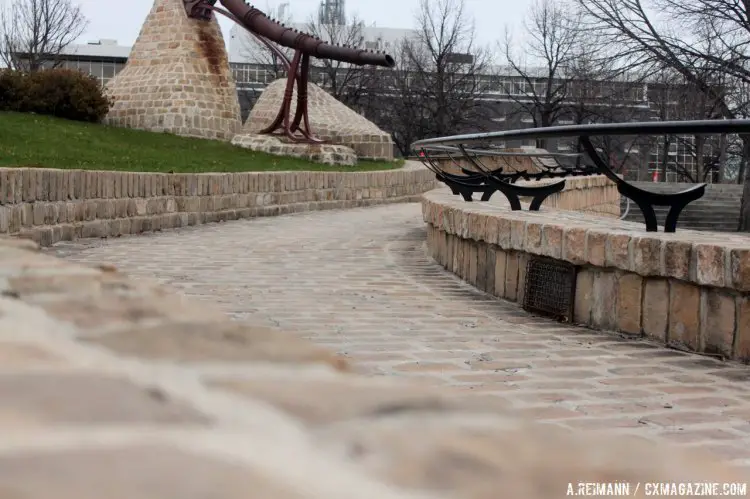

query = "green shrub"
(0, 70), (27, 112)
(0, 68), (111, 123)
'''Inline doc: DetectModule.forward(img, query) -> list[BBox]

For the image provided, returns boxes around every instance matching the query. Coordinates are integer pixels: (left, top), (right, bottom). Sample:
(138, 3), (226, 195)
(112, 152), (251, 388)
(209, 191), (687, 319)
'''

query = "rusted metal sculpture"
(183, 0), (395, 143)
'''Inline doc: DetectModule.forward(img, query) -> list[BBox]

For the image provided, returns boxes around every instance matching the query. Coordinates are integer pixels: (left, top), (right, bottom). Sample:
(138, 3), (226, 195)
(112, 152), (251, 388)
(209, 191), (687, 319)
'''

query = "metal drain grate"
(523, 256), (577, 322)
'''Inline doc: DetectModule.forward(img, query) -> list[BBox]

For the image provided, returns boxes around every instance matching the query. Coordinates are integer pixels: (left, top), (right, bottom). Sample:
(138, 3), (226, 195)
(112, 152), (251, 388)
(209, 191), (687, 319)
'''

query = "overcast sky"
(70, 0), (530, 49)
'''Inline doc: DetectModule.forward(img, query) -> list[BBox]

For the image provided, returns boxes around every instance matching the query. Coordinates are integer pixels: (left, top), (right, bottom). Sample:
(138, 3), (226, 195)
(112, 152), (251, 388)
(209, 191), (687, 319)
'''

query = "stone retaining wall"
(423, 188), (750, 362)
(0, 236), (744, 496)
(420, 151), (536, 174)
(0, 164), (435, 247)
(431, 169), (620, 219)
(517, 175), (619, 218)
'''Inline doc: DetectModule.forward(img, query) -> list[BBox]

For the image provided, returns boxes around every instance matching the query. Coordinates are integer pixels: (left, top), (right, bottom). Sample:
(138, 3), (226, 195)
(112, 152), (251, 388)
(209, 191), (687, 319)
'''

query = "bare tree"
(237, 1), (293, 82)
(379, 0), (495, 155)
(304, 14), (380, 108)
(501, 0), (579, 147)
(645, 66), (727, 182)
(237, 6), (382, 114)
(0, 0), (87, 71)
(371, 41), (428, 155)
(235, 3), (294, 121)
(501, 1), (648, 174)
(564, 33), (655, 177)
(573, 0), (750, 229)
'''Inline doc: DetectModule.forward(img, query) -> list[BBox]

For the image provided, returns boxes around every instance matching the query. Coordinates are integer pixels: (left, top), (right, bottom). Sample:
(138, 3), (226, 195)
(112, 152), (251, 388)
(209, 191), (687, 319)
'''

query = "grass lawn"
(0, 112), (403, 173)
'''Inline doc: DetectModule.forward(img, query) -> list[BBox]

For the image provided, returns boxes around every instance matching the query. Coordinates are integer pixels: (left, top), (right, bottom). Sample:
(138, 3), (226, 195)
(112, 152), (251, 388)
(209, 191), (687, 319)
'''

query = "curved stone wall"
(423, 183), (750, 362)
(515, 175), (620, 218)
(0, 163), (435, 247)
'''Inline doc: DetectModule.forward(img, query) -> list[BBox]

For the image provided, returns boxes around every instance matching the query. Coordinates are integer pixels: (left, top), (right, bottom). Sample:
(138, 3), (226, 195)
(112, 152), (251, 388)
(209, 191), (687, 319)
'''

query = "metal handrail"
(411, 119), (750, 148)
(417, 145), (585, 159)
(411, 119), (750, 233)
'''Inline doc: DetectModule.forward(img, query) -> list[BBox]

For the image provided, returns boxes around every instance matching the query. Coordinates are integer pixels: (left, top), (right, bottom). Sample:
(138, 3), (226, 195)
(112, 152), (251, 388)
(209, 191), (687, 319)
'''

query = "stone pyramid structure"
(242, 79), (394, 161)
(103, 0), (241, 141)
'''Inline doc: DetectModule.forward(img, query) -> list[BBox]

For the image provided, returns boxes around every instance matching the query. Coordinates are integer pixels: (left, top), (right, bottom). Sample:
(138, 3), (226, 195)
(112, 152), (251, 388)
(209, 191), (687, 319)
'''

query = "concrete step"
(622, 221), (739, 230)
(621, 208), (740, 215)
(623, 213), (740, 221)
(622, 217), (739, 226)
(620, 224), (740, 233)
(620, 200), (741, 207)
(619, 198), (741, 204)
(622, 210), (741, 217)
(617, 185), (745, 233)
(621, 210), (740, 218)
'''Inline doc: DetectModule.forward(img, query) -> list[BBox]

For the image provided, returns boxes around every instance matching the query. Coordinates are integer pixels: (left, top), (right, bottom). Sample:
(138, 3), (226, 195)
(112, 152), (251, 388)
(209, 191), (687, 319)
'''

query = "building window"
(102, 62), (115, 86)
(648, 135), (700, 181)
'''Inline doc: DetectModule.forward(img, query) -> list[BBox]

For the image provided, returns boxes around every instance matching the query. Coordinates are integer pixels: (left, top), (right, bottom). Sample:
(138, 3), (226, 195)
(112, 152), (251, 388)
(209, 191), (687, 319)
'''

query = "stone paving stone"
(316, 416), (748, 499)
(658, 428), (745, 443)
(81, 321), (348, 370)
(53, 203), (750, 464)
(0, 342), (67, 367)
(0, 373), (208, 426)
(36, 290), (222, 330)
(209, 375), (512, 426)
(8, 272), (106, 297)
(0, 446), (306, 499)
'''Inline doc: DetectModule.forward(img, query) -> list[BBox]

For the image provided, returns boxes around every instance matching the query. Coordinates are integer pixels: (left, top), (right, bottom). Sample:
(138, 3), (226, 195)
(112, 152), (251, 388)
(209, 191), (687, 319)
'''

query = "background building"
(226, 18), (413, 91)
(318, 0), (346, 25)
(31, 38), (128, 87)
(36, 27), (718, 182)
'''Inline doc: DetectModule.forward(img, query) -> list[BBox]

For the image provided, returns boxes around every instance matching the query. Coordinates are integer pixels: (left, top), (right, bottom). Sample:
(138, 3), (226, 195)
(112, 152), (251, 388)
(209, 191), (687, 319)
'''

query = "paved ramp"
(53, 203), (750, 468)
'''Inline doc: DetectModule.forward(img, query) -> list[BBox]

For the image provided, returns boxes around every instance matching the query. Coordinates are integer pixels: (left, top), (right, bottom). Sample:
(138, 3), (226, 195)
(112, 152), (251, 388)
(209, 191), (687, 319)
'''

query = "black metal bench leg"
(480, 189), (496, 201)
(664, 204), (690, 233)
(629, 196), (660, 232)
(529, 188), (562, 211)
(459, 189), (474, 202)
(580, 136), (705, 233)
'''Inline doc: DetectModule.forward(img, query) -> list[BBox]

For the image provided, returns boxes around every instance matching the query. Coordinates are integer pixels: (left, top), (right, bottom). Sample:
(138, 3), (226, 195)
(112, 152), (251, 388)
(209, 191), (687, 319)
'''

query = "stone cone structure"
(242, 79), (394, 161)
(103, 0), (241, 141)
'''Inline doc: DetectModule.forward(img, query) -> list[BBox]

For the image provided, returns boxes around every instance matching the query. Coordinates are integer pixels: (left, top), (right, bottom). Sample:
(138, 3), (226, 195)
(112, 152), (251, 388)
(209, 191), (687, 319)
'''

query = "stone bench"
(423, 186), (750, 362)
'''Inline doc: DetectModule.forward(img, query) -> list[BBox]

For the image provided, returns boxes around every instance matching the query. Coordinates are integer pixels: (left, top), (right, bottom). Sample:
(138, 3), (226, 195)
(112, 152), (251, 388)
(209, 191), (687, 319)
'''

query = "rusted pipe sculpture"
(183, 0), (395, 143)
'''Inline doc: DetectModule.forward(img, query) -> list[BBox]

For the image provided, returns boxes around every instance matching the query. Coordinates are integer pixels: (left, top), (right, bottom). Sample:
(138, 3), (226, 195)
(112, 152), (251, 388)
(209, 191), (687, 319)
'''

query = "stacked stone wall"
(423, 186), (750, 362)
(103, 0), (242, 141)
(243, 79), (394, 161)
(516, 175), (620, 218)
(0, 164), (435, 247)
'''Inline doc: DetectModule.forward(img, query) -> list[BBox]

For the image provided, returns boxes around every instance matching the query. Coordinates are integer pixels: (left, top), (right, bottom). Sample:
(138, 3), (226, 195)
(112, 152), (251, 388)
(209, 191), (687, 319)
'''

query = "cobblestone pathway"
(52, 203), (750, 470)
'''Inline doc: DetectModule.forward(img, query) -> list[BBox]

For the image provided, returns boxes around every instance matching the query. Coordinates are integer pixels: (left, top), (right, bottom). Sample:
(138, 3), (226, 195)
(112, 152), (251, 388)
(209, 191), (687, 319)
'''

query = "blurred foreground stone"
(0, 235), (745, 499)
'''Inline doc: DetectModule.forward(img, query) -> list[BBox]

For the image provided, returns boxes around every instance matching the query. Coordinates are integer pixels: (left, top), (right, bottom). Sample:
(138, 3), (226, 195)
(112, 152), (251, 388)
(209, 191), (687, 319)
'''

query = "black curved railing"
(411, 120), (750, 233)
